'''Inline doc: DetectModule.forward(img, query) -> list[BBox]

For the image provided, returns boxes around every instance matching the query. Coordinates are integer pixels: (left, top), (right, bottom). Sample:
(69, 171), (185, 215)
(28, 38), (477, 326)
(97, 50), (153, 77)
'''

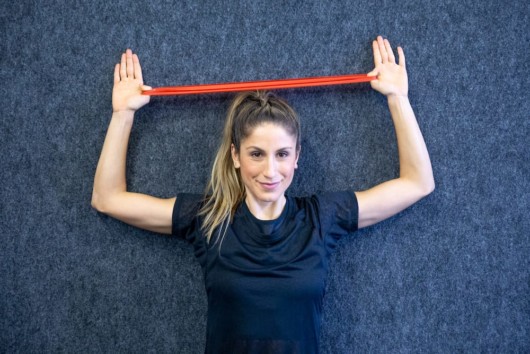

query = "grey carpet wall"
(1, 0), (528, 352)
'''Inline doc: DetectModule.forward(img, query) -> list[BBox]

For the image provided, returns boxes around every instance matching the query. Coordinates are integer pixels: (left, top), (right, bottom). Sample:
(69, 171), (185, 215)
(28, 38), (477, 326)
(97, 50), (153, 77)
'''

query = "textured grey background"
(1, 0), (528, 352)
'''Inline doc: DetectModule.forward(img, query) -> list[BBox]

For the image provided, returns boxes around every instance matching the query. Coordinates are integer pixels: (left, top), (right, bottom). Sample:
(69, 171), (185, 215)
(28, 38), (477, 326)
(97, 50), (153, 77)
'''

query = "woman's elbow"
(420, 178), (435, 197)
(91, 191), (107, 213)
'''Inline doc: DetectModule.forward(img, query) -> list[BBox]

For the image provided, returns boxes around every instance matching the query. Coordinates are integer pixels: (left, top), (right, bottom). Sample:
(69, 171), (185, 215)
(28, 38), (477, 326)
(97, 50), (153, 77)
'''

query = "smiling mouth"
(259, 181), (280, 190)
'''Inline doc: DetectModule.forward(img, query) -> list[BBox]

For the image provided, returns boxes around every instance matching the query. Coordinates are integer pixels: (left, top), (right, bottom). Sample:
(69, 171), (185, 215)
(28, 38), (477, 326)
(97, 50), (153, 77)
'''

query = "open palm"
(368, 36), (408, 98)
(112, 49), (151, 113)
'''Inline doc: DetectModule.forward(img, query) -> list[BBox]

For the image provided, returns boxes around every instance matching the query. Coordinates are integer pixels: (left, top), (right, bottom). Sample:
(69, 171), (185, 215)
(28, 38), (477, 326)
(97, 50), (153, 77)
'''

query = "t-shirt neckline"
(240, 196), (291, 244)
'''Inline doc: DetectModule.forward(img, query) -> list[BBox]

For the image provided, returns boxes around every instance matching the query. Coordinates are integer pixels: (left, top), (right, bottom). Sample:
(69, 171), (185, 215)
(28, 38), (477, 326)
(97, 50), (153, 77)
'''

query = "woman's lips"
(258, 181), (280, 190)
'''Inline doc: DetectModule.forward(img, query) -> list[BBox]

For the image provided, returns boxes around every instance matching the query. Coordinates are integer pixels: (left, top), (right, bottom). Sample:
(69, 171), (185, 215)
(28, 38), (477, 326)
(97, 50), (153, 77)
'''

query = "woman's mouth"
(258, 181), (280, 190)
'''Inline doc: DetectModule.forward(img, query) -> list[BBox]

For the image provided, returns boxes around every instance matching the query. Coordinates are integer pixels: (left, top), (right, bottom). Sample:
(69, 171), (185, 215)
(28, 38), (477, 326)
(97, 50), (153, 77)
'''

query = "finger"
(398, 46), (406, 68)
(133, 54), (143, 82)
(126, 49), (134, 78)
(141, 85), (152, 91)
(120, 53), (127, 80)
(384, 39), (395, 63)
(114, 63), (120, 84)
(377, 36), (388, 63)
(367, 68), (378, 77)
(372, 40), (382, 66)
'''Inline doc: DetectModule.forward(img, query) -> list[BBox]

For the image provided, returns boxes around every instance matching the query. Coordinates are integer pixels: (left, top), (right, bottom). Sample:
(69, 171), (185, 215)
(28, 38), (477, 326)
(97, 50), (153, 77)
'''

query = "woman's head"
(228, 91), (301, 154)
(200, 91), (301, 244)
(229, 91), (301, 210)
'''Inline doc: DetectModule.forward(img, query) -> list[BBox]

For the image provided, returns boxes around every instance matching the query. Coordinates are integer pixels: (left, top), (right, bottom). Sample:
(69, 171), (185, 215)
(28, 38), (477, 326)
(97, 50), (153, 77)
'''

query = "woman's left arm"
(355, 36), (435, 228)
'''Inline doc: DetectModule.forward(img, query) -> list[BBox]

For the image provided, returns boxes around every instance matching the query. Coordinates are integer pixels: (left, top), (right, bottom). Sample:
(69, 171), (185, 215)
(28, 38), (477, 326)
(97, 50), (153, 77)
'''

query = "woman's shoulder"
(172, 193), (206, 235)
(290, 191), (358, 225)
(174, 192), (205, 213)
(290, 191), (357, 207)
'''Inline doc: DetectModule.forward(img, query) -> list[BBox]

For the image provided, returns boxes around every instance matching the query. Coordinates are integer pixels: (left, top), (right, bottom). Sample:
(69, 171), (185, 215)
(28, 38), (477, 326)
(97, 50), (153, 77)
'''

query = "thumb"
(141, 85), (153, 91)
(367, 69), (378, 78)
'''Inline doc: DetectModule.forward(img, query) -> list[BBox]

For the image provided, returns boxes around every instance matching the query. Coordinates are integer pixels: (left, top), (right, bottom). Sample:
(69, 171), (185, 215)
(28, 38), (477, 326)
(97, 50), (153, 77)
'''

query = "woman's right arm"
(91, 49), (175, 235)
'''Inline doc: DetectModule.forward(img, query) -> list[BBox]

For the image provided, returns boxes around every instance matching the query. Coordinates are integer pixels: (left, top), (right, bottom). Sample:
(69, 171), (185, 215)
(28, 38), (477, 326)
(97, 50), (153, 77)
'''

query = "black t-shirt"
(172, 191), (358, 354)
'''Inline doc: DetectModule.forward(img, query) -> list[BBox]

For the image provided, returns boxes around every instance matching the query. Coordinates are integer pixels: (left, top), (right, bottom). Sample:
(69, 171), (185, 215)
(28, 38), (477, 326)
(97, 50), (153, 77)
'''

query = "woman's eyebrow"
(245, 146), (293, 151)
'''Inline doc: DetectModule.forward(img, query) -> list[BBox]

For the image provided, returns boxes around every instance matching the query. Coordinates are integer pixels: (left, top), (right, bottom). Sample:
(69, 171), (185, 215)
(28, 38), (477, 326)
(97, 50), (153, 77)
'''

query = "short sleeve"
(172, 193), (203, 238)
(172, 193), (207, 267)
(316, 191), (359, 251)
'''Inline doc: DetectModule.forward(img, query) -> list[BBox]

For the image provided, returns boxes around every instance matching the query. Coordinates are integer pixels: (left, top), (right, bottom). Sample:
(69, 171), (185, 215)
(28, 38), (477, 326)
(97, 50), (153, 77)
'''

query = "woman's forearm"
(91, 110), (135, 210)
(388, 95), (435, 193)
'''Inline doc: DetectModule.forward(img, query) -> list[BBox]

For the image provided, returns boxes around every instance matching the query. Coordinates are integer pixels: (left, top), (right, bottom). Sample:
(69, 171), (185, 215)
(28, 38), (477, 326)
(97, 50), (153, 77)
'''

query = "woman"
(92, 36), (434, 353)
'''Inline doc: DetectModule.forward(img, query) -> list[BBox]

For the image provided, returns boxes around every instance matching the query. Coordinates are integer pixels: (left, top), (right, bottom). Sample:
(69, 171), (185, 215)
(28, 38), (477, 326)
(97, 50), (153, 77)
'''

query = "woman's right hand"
(94, 49), (175, 235)
(112, 49), (151, 113)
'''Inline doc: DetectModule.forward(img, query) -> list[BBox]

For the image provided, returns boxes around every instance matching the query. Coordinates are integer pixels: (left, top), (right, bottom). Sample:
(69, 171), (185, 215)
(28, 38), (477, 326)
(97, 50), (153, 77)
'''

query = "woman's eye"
(278, 151), (289, 158)
(250, 151), (262, 158)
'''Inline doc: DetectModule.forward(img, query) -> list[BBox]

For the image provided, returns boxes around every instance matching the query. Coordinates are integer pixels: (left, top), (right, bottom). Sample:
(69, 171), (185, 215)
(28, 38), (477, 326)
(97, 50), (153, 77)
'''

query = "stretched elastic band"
(142, 73), (375, 96)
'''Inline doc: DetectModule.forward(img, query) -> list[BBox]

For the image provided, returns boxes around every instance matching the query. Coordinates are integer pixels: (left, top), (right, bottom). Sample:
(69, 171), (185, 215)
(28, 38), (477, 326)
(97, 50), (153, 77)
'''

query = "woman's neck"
(245, 195), (286, 220)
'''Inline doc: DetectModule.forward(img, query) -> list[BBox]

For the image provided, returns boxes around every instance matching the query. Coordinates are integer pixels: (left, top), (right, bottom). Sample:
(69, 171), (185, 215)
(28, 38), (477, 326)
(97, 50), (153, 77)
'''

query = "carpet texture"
(1, 0), (528, 352)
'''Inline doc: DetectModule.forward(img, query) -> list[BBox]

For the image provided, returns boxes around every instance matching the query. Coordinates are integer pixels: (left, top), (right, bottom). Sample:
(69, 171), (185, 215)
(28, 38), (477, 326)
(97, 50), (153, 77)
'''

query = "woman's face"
(231, 122), (299, 209)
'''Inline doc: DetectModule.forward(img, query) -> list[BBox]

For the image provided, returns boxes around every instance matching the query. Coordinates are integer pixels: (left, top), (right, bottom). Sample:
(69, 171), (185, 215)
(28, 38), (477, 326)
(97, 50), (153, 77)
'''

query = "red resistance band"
(142, 73), (375, 96)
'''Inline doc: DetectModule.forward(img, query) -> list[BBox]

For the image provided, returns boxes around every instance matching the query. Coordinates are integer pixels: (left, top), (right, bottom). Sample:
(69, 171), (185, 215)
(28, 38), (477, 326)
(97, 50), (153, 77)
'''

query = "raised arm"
(91, 49), (175, 234)
(355, 36), (435, 228)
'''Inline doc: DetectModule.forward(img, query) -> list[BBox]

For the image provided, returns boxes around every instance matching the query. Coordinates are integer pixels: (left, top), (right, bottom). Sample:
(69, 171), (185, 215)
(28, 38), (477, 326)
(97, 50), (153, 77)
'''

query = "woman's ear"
(294, 146), (301, 169)
(231, 143), (240, 169)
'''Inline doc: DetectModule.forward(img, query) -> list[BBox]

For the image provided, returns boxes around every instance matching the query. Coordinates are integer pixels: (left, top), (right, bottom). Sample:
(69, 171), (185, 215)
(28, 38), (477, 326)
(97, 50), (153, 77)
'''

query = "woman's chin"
(247, 190), (284, 205)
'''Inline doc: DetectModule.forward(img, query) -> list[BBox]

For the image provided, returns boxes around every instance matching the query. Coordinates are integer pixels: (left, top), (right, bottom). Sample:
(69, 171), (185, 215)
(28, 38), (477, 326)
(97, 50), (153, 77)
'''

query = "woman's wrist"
(387, 94), (409, 105)
(112, 109), (135, 121)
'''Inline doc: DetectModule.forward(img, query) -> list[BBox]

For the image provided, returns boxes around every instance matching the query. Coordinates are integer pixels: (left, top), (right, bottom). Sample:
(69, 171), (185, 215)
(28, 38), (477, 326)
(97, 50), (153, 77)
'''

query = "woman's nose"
(263, 157), (277, 178)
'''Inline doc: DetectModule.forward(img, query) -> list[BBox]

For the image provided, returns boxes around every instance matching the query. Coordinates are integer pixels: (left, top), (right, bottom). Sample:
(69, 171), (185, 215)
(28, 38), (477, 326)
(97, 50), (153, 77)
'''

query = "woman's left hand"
(368, 36), (408, 98)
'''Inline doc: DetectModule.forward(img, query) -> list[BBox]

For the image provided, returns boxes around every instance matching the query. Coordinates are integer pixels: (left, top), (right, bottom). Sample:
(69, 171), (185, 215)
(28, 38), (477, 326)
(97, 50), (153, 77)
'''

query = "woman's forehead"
(242, 123), (297, 147)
